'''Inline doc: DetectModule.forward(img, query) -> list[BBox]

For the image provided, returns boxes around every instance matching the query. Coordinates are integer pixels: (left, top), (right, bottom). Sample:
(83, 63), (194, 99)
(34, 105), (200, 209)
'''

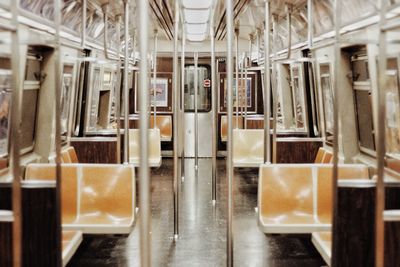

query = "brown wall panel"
(71, 139), (117, 163)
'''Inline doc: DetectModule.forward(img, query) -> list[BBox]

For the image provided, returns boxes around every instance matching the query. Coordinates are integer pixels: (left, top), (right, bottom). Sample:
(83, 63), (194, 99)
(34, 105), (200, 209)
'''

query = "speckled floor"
(68, 158), (325, 267)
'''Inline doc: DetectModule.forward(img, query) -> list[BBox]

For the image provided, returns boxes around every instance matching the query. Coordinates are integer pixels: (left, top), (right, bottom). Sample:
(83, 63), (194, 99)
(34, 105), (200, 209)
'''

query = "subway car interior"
(1, 0), (400, 266)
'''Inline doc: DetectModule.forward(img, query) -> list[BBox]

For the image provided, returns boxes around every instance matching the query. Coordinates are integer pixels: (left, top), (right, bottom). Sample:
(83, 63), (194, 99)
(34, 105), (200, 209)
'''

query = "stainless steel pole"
(235, 27), (239, 127)
(181, 31), (185, 181)
(54, 0), (63, 266)
(264, 1), (271, 163)
(245, 35), (252, 129)
(307, 0), (313, 48)
(211, 22), (217, 203)
(153, 29), (158, 128)
(330, 0), (341, 266)
(10, 1), (22, 266)
(81, 0), (86, 48)
(271, 15), (278, 163)
(173, 0), (180, 238)
(115, 14), (122, 163)
(375, 1), (388, 267)
(194, 52), (199, 170)
(226, 0), (234, 265)
(138, 0), (151, 265)
(123, 0), (130, 164)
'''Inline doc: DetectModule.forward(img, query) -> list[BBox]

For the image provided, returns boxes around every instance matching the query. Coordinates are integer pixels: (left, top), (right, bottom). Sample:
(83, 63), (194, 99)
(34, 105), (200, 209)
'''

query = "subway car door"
(184, 63), (212, 157)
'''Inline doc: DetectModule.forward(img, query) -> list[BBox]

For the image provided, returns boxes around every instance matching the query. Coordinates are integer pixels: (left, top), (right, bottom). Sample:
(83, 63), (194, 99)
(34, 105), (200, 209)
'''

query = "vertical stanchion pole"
(194, 52), (199, 170)
(173, 0), (180, 238)
(181, 31), (185, 180)
(123, 0), (130, 164)
(264, 1), (271, 163)
(116, 14), (122, 163)
(54, 0), (63, 266)
(226, 0), (234, 265)
(10, 1), (22, 266)
(81, 0), (86, 48)
(153, 29), (158, 128)
(331, 0), (341, 266)
(211, 21), (217, 203)
(375, 1), (388, 267)
(271, 15), (278, 164)
(245, 35), (251, 129)
(307, 0), (313, 49)
(138, 0), (151, 265)
(235, 27), (239, 127)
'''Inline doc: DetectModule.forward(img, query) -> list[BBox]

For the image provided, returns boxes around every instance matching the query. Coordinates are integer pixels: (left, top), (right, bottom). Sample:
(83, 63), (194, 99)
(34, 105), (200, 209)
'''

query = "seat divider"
(312, 166), (318, 222)
(76, 166), (82, 222)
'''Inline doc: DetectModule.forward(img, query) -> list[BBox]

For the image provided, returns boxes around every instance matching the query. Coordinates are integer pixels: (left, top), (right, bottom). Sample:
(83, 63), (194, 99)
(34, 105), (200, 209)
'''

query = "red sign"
(204, 79), (211, 88)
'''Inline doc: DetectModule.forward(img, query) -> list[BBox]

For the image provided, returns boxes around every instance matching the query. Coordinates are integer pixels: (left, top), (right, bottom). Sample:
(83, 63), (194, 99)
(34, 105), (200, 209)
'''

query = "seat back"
(25, 164), (78, 224)
(221, 115), (243, 142)
(150, 115), (172, 141)
(61, 149), (72, 163)
(322, 150), (333, 163)
(80, 164), (135, 218)
(67, 147), (79, 163)
(316, 164), (369, 223)
(259, 165), (314, 218)
(129, 128), (161, 166)
(314, 147), (326, 163)
(233, 129), (264, 166)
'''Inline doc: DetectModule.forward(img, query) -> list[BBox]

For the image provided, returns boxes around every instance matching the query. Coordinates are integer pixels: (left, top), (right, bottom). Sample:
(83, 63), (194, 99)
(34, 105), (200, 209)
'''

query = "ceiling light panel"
(186, 34), (206, 42)
(182, 0), (213, 9)
(184, 9), (210, 24)
(186, 23), (207, 34)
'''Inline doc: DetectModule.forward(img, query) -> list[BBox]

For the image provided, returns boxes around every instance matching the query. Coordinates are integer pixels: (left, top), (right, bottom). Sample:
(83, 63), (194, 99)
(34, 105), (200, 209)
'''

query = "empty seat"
(311, 232), (331, 266)
(25, 163), (136, 234)
(49, 146), (79, 164)
(129, 128), (162, 167)
(150, 115), (172, 141)
(62, 230), (82, 266)
(233, 129), (264, 167)
(66, 146), (79, 163)
(322, 149), (333, 163)
(258, 164), (369, 233)
(314, 147), (325, 163)
(221, 115), (244, 142)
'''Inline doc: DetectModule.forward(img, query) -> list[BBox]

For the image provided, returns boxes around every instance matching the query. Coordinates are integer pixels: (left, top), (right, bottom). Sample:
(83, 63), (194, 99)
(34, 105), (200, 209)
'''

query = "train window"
(61, 64), (74, 137)
(0, 68), (11, 165)
(110, 70), (118, 124)
(87, 67), (101, 131)
(351, 54), (375, 154)
(319, 63), (334, 142)
(21, 54), (41, 154)
(385, 70), (400, 160)
(184, 65), (211, 112)
(290, 64), (307, 130)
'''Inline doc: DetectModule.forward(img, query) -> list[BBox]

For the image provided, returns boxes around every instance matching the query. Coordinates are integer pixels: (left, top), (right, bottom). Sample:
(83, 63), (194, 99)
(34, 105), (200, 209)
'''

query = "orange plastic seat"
(233, 129), (264, 167)
(311, 232), (331, 266)
(258, 164), (369, 233)
(150, 115), (172, 142)
(129, 128), (162, 167)
(25, 163), (136, 234)
(67, 147), (79, 163)
(322, 150), (333, 163)
(314, 147), (325, 163)
(62, 230), (82, 266)
(221, 115), (244, 142)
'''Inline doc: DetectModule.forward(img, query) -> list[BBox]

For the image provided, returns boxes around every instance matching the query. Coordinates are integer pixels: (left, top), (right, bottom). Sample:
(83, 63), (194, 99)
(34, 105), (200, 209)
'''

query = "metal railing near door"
(263, 1), (271, 163)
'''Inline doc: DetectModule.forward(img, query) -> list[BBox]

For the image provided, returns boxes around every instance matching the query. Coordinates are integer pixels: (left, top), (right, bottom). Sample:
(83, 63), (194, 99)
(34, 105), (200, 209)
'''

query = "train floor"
(68, 158), (325, 267)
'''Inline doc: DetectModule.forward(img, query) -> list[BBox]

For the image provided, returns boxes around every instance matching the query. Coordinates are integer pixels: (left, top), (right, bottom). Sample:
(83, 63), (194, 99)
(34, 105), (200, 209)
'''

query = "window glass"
(184, 65), (211, 112)
(61, 64), (74, 135)
(0, 68), (11, 160)
(319, 63), (334, 141)
(291, 64), (306, 130)
(385, 71), (400, 159)
(88, 67), (101, 130)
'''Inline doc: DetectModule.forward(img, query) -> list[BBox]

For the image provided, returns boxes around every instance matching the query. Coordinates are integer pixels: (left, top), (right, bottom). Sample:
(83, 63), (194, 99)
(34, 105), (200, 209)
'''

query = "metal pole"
(375, 1), (388, 266)
(153, 29), (158, 128)
(10, 1), (22, 266)
(138, 0), (151, 265)
(245, 35), (252, 129)
(235, 27), (239, 127)
(264, 1), (271, 163)
(307, 0), (313, 48)
(123, 0), (130, 164)
(330, 0), (341, 266)
(54, 0), (63, 266)
(194, 52), (199, 170)
(81, 0), (86, 48)
(181, 31), (185, 181)
(211, 22), (217, 203)
(173, 0), (180, 238)
(226, 0), (234, 265)
(271, 15), (278, 163)
(115, 14), (122, 163)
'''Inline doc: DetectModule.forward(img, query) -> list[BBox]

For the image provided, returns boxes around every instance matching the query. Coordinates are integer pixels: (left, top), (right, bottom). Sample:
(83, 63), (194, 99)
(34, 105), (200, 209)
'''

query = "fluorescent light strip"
(182, 0), (213, 9)
(186, 33), (206, 42)
(184, 9), (210, 24)
(186, 23), (208, 35)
